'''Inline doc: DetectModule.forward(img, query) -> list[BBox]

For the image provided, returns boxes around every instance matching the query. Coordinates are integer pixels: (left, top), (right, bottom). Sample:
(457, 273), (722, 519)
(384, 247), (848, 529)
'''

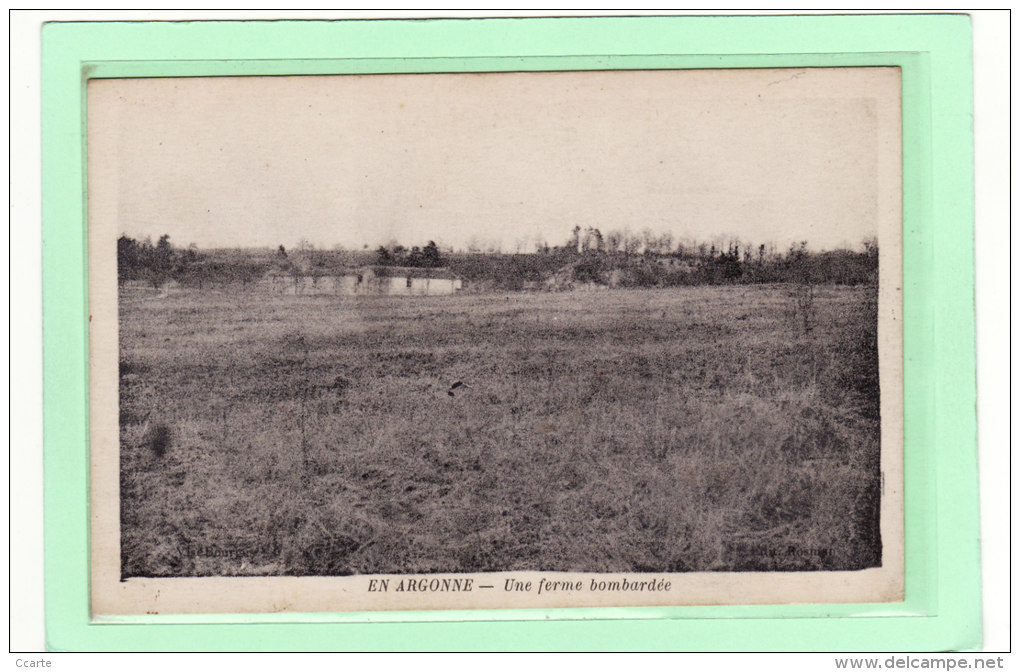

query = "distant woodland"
(117, 226), (879, 291)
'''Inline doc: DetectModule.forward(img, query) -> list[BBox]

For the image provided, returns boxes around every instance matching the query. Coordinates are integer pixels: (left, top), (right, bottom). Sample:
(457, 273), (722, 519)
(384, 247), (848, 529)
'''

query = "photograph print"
(88, 67), (904, 613)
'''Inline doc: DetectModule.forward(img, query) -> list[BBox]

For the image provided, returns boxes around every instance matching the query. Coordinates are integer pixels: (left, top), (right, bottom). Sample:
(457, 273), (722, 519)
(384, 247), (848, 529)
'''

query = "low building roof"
(266, 267), (361, 277)
(362, 265), (459, 280)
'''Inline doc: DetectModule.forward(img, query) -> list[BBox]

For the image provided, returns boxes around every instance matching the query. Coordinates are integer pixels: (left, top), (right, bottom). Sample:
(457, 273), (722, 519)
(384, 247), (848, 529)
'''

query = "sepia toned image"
(87, 67), (904, 614)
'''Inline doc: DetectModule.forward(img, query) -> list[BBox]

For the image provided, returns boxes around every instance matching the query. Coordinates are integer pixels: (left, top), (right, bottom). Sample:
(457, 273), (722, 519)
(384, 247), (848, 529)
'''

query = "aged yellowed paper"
(89, 68), (902, 615)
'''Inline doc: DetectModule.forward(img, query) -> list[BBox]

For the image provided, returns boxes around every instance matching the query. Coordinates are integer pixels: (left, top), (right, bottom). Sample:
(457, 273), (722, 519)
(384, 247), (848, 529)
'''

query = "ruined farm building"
(264, 266), (462, 296)
(359, 265), (462, 296)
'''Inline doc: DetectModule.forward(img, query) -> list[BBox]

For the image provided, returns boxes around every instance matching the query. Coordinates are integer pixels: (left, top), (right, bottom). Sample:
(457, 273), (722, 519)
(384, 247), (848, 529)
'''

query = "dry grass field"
(119, 284), (880, 577)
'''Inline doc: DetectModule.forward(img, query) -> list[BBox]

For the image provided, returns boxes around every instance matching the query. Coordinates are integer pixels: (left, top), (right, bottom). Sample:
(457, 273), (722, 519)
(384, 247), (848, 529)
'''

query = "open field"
(119, 284), (880, 577)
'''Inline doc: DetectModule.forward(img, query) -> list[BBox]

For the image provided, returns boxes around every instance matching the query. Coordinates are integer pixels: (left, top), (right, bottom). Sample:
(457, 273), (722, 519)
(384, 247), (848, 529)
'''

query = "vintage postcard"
(87, 67), (903, 615)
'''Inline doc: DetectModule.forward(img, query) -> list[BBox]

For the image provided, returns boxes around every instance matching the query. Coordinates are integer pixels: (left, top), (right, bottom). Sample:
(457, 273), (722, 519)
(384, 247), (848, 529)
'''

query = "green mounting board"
(42, 15), (978, 651)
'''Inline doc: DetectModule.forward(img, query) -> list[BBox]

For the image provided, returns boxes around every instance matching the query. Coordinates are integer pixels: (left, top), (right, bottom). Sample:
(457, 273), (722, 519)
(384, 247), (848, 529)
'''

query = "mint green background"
(41, 15), (978, 651)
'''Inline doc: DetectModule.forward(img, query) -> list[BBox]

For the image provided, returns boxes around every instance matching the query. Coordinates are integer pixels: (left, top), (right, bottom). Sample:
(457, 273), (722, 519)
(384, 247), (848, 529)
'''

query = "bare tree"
(640, 228), (655, 254)
(657, 232), (674, 255)
(605, 230), (623, 253)
(623, 231), (642, 255)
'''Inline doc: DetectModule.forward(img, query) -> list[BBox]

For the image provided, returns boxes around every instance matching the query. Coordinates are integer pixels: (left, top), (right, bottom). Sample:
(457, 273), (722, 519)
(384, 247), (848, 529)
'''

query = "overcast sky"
(88, 68), (899, 252)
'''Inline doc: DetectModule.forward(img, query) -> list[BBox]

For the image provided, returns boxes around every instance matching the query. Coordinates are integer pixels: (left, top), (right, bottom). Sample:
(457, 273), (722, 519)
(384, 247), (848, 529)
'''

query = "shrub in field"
(828, 287), (880, 420)
(142, 422), (172, 458)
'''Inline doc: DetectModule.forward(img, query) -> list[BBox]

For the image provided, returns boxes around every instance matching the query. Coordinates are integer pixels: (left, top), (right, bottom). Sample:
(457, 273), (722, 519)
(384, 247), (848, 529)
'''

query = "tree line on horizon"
(447, 226), (878, 289)
(117, 229), (878, 290)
